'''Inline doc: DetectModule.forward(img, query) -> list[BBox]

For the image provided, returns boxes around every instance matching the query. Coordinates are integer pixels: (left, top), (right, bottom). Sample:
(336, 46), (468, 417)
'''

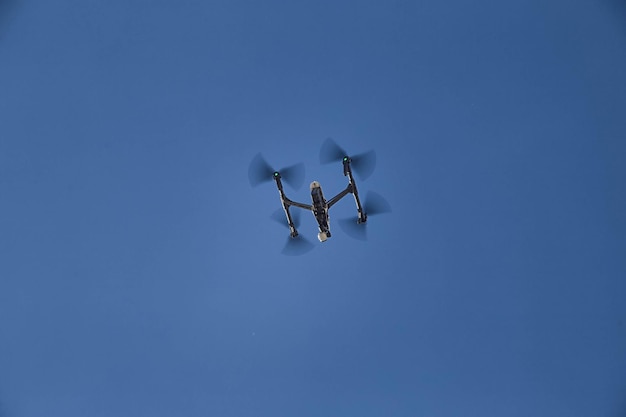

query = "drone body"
(310, 182), (330, 242)
(249, 138), (389, 254)
(273, 155), (366, 243)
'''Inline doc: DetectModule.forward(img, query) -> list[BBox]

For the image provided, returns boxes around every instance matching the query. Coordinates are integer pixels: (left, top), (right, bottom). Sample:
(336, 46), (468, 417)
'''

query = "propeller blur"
(249, 139), (390, 254)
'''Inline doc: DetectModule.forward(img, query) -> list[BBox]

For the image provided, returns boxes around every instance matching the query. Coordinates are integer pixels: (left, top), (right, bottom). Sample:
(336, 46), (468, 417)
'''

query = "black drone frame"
(273, 157), (366, 239)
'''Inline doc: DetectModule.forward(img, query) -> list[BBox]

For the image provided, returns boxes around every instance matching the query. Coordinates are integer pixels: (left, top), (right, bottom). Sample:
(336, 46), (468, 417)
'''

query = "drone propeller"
(270, 208), (301, 229)
(319, 138), (377, 181)
(363, 190), (392, 216)
(338, 191), (391, 241)
(248, 153), (305, 190)
(282, 234), (315, 256)
(270, 209), (313, 255)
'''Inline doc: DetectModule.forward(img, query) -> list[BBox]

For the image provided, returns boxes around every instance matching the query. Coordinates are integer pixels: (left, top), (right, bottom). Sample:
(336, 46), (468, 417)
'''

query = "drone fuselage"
(272, 157), (365, 243)
(310, 181), (331, 241)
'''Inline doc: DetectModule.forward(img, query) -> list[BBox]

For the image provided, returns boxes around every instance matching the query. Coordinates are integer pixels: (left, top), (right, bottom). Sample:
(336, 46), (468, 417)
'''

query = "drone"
(248, 138), (391, 255)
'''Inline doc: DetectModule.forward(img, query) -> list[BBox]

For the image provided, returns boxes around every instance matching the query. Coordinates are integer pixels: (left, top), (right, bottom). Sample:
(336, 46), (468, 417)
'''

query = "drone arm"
(285, 198), (313, 211)
(280, 199), (312, 238)
(280, 203), (299, 237)
(327, 184), (353, 209)
(274, 175), (311, 210)
(342, 160), (367, 223)
(273, 175), (312, 237)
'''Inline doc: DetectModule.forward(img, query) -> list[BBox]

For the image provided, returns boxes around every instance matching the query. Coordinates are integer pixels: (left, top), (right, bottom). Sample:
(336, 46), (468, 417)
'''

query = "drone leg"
(283, 203), (299, 237)
(352, 190), (366, 223)
(344, 162), (367, 223)
(271, 175), (298, 237)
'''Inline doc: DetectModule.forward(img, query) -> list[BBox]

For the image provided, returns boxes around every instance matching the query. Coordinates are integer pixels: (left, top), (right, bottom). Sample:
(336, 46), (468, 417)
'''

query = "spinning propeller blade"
(248, 153), (305, 190)
(350, 149), (376, 181)
(282, 234), (314, 256)
(279, 163), (305, 191)
(338, 218), (367, 241)
(270, 208), (301, 229)
(248, 153), (274, 187)
(363, 190), (392, 216)
(338, 191), (391, 241)
(271, 209), (312, 255)
(319, 138), (347, 164)
(319, 138), (377, 180)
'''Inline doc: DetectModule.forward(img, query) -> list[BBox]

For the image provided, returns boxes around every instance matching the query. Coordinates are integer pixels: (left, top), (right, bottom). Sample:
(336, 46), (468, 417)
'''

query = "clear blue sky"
(1, 1), (626, 416)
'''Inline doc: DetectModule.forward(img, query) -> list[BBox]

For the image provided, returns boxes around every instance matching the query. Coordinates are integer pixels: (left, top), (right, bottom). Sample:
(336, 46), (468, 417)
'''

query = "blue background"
(1, 1), (626, 416)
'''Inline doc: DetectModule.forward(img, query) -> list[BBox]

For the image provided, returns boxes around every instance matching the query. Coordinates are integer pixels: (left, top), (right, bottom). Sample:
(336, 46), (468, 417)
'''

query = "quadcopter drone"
(248, 138), (390, 254)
